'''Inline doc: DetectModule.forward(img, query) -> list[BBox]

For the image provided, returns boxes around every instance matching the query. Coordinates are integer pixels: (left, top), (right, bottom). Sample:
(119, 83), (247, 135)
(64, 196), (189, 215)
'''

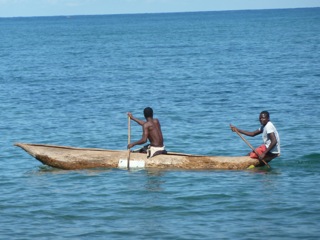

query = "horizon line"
(1, 6), (319, 19)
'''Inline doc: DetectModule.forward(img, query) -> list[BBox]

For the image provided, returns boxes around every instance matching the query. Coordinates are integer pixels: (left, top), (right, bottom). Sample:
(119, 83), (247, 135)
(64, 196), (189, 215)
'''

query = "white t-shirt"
(259, 121), (280, 154)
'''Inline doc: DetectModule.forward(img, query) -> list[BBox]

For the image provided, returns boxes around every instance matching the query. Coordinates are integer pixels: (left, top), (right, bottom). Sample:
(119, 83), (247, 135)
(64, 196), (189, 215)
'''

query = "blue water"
(1, 8), (320, 239)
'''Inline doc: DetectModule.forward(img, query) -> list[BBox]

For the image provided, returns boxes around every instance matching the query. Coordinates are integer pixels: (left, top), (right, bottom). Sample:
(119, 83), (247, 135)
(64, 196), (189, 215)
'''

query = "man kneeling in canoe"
(127, 107), (166, 158)
(230, 111), (280, 161)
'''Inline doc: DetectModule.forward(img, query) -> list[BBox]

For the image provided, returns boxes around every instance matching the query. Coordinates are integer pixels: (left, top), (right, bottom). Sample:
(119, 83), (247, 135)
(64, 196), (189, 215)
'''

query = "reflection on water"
(144, 169), (166, 192)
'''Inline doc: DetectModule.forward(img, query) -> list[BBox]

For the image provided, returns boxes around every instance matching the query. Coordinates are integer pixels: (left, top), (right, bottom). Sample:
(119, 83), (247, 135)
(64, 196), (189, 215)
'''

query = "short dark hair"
(144, 107), (153, 118)
(260, 111), (270, 118)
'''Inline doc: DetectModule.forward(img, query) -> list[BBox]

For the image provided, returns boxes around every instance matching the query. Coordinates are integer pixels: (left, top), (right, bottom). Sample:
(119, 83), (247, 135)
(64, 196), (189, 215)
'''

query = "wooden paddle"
(232, 126), (270, 168)
(127, 115), (131, 169)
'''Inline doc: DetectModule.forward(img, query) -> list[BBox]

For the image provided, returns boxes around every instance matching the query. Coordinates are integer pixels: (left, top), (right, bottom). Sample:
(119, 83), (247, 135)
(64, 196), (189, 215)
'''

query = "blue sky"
(1, 0), (320, 17)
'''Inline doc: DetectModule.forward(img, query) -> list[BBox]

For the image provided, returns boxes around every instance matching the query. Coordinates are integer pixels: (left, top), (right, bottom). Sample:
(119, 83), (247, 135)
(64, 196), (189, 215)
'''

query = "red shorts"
(250, 144), (266, 159)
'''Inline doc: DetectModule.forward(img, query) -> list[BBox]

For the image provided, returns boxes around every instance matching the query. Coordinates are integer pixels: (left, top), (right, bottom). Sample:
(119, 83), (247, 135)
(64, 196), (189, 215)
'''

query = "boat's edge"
(14, 142), (123, 152)
(14, 142), (206, 157)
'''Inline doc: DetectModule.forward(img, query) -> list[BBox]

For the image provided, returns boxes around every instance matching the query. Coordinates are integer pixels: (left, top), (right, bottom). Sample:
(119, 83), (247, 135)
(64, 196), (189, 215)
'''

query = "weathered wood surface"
(15, 143), (274, 170)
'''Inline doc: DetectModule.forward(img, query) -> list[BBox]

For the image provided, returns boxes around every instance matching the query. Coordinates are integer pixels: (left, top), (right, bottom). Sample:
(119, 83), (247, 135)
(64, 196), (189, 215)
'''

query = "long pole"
(127, 116), (131, 169)
(234, 128), (270, 168)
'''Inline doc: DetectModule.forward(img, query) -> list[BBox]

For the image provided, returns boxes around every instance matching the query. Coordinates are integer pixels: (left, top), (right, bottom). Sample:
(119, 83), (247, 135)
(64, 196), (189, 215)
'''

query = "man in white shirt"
(230, 111), (280, 160)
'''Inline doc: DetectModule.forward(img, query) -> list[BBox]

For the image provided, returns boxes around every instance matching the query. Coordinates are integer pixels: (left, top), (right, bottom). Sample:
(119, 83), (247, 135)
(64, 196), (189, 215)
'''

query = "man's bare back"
(143, 118), (163, 147)
(127, 107), (164, 149)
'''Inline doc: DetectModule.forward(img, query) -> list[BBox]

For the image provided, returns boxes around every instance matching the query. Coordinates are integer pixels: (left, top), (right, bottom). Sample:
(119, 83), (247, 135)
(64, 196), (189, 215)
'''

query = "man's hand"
(127, 143), (134, 149)
(230, 124), (238, 132)
(127, 112), (133, 119)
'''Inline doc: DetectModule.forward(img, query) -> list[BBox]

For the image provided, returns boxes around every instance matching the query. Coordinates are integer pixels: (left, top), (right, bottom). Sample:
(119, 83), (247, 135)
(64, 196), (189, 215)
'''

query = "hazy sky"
(1, 0), (320, 17)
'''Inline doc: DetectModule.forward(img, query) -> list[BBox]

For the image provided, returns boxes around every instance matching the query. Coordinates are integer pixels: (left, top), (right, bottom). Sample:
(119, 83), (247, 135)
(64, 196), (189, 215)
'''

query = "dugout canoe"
(14, 143), (275, 170)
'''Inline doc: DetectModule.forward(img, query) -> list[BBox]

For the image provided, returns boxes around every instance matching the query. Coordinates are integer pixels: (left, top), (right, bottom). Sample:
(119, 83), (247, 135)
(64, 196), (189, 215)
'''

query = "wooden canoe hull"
(14, 143), (275, 170)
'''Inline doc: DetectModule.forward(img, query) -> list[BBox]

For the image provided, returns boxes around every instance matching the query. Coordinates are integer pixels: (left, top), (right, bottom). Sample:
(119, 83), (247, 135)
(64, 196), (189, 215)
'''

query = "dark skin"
(127, 112), (164, 149)
(230, 113), (278, 160)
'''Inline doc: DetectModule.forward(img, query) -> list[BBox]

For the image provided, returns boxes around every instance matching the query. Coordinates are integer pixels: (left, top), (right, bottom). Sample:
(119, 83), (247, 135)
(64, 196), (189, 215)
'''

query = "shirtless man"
(127, 107), (166, 158)
(230, 111), (280, 160)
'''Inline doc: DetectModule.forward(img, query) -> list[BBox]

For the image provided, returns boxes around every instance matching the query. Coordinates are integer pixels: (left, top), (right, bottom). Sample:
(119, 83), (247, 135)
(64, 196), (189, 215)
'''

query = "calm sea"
(1, 8), (320, 239)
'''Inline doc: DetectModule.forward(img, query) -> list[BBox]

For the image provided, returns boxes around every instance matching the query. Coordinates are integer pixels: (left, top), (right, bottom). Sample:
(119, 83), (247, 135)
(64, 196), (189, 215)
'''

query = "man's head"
(259, 111), (270, 126)
(144, 107), (153, 119)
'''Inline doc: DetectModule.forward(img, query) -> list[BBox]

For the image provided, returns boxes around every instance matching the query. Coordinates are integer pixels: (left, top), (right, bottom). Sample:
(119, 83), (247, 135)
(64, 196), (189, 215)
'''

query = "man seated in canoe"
(230, 111), (280, 161)
(127, 107), (166, 158)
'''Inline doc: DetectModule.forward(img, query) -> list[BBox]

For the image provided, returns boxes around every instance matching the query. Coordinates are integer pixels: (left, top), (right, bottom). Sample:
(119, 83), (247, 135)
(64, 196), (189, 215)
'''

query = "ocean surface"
(1, 8), (320, 239)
